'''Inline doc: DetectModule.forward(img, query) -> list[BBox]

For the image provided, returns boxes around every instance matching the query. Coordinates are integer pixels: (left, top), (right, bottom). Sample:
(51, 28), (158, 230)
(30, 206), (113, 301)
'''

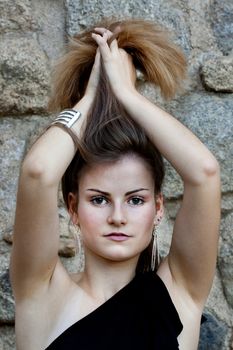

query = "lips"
(104, 232), (131, 242)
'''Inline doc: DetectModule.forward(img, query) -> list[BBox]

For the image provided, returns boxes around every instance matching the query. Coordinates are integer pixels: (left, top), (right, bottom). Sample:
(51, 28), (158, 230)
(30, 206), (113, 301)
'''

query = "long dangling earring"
(151, 224), (160, 271)
(74, 225), (82, 255)
(69, 219), (82, 255)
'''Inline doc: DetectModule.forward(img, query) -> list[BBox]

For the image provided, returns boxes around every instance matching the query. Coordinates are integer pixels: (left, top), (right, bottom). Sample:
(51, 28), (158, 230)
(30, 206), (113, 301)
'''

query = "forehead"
(78, 155), (154, 191)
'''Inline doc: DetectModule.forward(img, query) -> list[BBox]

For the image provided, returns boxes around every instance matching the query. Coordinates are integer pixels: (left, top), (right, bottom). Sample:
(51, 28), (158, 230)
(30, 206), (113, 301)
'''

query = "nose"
(107, 202), (127, 226)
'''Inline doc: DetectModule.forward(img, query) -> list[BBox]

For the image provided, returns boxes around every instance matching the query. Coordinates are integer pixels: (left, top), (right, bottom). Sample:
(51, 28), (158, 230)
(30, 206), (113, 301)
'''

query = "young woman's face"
(71, 154), (162, 263)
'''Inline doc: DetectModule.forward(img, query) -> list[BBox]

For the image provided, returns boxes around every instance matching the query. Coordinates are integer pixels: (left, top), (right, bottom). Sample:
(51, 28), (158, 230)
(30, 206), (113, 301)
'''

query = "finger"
(107, 26), (121, 51)
(95, 26), (121, 37)
(85, 49), (100, 94)
(109, 36), (119, 52)
(94, 49), (100, 66)
(94, 27), (121, 53)
(92, 32), (109, 45)
(94, 27), (113, 36)
(91, 49), (100, 75)
(94, 27), (107, 33)
(109, 25), (121, 41)
(92, 32), (110, 60)
(89, 51), (100, 76)
(94, 27), (113, 42)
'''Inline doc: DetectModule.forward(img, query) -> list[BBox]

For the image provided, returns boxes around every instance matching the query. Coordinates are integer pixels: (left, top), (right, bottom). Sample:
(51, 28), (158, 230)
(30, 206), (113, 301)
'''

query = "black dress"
(46, 272), (183, 349)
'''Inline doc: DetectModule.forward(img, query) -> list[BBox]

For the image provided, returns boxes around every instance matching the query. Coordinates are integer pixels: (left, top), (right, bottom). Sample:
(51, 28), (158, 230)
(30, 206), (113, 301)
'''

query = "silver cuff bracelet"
(46, 109), (82, 146)
(51, 109), (82, 128)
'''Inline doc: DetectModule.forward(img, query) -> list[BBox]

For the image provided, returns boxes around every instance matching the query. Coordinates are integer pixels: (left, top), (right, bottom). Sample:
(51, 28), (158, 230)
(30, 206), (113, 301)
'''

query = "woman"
(10, 19), (221, 349)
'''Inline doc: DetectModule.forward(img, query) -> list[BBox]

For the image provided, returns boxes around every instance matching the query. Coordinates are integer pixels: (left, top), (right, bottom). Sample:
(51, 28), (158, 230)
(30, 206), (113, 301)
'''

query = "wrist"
(46, 96), (92, 145)
(73, 95), (94, 115)
(117, 87), (141, 107)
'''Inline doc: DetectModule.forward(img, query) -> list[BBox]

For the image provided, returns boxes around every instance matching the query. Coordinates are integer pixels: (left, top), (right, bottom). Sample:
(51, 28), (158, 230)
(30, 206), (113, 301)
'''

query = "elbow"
(20, 156), (56, 187)
(196, 157), (220, 186)
(202, 157), (220, 178)
(21, 157), (45, 180)
(187, 156), (220, 186)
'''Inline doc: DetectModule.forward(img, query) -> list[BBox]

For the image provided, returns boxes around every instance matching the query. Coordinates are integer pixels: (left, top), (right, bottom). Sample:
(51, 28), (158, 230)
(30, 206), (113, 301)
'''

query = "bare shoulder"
(14, 259), (83, 350)
(157, 257), (204, 350)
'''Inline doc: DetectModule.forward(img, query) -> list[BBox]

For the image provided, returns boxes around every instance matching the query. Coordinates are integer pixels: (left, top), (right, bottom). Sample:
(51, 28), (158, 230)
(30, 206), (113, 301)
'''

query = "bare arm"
(10, 51), (100, 300)
(10, 97), (87, 299)
(92, 30), (221, 304)
(119, 92), (221, 303)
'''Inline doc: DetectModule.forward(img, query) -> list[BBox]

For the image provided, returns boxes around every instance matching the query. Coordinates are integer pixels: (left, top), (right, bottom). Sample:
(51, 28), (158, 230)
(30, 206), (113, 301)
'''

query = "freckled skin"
(74, 155), (160, 263)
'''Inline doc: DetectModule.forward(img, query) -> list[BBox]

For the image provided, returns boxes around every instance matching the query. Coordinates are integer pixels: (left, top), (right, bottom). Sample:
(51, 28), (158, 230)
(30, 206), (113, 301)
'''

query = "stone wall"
(0, 0), (232, 348)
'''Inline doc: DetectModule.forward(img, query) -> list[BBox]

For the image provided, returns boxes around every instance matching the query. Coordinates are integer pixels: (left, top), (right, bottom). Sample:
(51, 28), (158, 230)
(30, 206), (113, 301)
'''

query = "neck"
(80, 251), (139, 302)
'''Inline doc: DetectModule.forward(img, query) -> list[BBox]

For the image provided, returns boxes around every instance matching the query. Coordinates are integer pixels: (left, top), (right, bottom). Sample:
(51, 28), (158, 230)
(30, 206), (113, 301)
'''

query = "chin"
(101, 249), (141, 264)
(85, 242), (148, 263)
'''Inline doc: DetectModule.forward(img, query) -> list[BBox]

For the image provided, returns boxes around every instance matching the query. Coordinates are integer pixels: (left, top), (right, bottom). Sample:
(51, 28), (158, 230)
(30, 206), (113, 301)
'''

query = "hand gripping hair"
(48, 18), (187, 112)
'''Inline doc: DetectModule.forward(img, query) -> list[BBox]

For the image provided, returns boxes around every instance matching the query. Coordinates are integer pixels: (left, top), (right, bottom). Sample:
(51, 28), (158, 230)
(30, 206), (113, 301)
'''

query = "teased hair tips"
(48, 18), (187, 112)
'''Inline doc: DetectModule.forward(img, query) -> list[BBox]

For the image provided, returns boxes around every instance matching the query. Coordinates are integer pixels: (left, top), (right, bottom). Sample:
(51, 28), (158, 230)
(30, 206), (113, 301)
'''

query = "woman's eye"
(128, 197), (144, 206)
(91, 196), (108, 206)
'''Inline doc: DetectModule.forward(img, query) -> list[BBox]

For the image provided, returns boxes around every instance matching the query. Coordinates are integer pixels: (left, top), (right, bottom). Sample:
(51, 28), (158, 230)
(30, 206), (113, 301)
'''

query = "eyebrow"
(86, 188), (149, 196)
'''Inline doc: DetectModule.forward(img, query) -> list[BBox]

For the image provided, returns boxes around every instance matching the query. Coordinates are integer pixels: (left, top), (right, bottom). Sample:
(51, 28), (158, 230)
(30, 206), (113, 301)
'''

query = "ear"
(68, 192), (79, 225)
(154, 193), (164, 225)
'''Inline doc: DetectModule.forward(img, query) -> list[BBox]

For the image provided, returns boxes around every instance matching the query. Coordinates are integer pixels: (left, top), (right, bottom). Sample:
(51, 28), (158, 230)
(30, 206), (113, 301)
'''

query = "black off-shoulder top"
(46, 272), (183, 349)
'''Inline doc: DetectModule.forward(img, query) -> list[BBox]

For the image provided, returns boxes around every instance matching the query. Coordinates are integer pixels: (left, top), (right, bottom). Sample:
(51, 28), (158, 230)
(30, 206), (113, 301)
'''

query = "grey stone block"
(218, 212), (233, 308)
(0, 37), (50, 115)
(0, 325), (15, 350)
(201, 55), (233, 92)
(198, 313), (229, 350)
(0, 0), (37, 33)
(210, 0), (233, 55)
(0, 269), (14, 324)
(163, 93), (233, 197)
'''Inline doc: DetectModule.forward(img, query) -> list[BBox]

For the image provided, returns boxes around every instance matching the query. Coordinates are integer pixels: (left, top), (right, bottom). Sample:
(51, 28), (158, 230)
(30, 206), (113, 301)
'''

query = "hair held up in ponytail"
(48, 18), (187, 112)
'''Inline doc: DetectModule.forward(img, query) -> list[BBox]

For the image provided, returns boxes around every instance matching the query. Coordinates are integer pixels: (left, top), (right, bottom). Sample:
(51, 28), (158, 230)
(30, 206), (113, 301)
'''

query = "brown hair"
(49, 18), (187, 273)
(48, 18), (187, 112)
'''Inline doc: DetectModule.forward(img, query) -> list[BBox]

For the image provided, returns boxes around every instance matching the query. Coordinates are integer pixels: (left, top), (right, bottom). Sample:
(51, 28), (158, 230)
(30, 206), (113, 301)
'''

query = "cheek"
(77, 204), (106, 232)
(138, 206), (156, 238)
(133, 204), (155, 225)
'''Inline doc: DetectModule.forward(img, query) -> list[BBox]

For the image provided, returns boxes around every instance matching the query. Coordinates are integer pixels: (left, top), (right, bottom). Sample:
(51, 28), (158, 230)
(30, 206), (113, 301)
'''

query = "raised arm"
(118, 91), (220, 303)
(10, 52), (100, 300)
(92, 30), (221, 304)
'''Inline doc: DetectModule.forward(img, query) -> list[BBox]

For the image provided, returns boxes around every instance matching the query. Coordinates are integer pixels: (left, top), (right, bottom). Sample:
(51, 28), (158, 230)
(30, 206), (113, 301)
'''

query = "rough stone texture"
(0, 0), (66, 116)
(201, 55), (233, 92)
(205, 271), (233, 328)
(218, 212), (233, 308)
(31, 0), (66, 62)
(0, 37), (50, 115)
(198, 313), (229, 350)
(0, 0), (37, 33)
(0, 243), (14, 324)
(210, 0), (233, 55)
(0, 269), (14, 324)
(187, 1), (218, 52)
(205, 271), (233, 349)
(183, 1), (220, 91)
(0, 326), (15, 350)
(0, 0), (233, 348)
(163, 93), (233, 197)
(0, 116), (50, 235)
(222, 193), (233, 215)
